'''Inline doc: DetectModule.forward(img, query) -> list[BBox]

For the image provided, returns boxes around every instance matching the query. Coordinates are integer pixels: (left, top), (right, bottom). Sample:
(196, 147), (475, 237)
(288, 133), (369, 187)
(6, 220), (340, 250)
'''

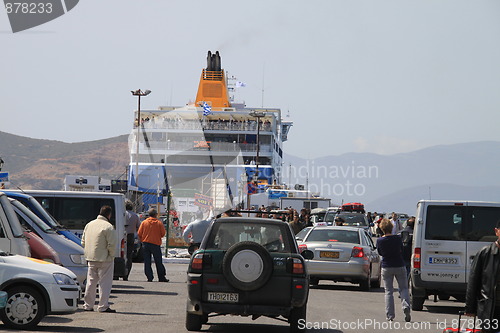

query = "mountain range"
(283, 141), (500, 213)
(1, 130), (498, 214)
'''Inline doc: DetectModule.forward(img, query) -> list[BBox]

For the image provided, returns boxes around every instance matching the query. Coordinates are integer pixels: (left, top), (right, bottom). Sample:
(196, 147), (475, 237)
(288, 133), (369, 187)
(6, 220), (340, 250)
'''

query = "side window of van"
(425, 206), (465, 241)
(56, 198), (115, 230)
(466, 206), (500, 242)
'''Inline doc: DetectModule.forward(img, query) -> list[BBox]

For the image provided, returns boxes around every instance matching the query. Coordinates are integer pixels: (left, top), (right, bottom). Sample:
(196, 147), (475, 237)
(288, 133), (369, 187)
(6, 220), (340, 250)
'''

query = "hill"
(0, 131), (129, 190)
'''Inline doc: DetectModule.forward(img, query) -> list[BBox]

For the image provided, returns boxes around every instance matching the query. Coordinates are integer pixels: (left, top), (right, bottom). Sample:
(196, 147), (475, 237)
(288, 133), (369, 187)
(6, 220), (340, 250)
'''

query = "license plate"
(429, 257), (458, 265)
(320, 251), (339, 258)
(207, 292), (239, 303)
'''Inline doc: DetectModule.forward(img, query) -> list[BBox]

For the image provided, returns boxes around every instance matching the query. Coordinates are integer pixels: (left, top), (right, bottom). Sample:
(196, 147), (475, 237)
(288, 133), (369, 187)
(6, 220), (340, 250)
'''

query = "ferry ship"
(127, 51), (292, 219)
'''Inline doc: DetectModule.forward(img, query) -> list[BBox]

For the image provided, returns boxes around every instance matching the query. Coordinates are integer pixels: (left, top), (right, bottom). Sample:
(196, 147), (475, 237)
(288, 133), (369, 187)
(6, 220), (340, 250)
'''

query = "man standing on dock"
(82, 205), (117, 313)
(138, 208), (168, 282)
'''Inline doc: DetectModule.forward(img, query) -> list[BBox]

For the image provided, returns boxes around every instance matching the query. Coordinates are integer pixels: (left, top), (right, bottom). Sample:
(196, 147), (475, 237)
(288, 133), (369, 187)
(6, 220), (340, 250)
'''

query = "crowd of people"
(87, 202), (500, 331)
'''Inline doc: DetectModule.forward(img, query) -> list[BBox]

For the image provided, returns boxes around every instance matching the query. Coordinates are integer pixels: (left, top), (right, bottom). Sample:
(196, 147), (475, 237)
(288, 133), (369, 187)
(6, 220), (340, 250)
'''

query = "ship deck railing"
(134, 118), (273, 132)
(133, 141), (274, 153)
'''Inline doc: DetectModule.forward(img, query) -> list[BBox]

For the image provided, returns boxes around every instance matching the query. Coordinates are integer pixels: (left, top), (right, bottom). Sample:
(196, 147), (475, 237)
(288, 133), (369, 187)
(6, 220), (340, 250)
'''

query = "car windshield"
(306, 229), (360, 244)
(27, 197), (64, 228)
(11, 200), (55, 233)
(0, 195), (24, 238)
(206, 222), (292, 252)
(337, 214), (367, 226)
(295, 227), (311, 241)
(324, 212), (336, 222)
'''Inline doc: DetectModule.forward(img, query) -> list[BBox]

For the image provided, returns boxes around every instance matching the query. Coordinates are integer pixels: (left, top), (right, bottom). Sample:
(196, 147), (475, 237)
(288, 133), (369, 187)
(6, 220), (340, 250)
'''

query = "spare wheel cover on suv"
(222, 241), (273, 291)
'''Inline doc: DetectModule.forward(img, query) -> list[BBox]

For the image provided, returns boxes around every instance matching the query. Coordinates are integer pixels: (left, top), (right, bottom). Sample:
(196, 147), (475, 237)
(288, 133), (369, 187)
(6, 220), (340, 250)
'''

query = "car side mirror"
(301, 250), (314, 260)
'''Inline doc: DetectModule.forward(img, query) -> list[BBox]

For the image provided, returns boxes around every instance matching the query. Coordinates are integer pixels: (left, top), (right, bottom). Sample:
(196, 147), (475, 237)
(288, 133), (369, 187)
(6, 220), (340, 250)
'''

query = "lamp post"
(131, 89), (151, 204)
(247, 111), (265, 210)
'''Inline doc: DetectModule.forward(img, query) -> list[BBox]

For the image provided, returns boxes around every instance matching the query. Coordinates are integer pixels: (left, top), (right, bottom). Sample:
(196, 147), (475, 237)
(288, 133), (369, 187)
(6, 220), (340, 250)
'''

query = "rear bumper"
(306, 259), (369, 281)
(187, 299), (292, 317)
(187, 273), (308, 316)
(411, 270), (466, 297)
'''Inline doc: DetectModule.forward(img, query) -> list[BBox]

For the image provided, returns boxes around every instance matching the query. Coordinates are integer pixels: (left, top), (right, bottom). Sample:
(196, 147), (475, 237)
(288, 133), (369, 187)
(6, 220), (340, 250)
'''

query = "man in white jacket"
(82, 205), (117, 313)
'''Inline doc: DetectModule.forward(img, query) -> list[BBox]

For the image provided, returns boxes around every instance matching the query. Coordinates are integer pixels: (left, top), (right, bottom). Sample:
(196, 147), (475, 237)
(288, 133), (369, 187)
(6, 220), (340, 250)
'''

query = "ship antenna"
(261, 63), (265, 108)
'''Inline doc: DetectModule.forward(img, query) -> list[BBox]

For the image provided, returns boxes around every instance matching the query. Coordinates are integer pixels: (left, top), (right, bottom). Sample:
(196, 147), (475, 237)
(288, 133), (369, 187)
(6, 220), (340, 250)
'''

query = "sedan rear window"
(306, 229), (360, 244)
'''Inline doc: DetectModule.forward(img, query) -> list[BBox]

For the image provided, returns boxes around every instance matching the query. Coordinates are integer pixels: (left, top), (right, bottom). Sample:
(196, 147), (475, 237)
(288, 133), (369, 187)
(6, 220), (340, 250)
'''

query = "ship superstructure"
(128, 51), (292, 218)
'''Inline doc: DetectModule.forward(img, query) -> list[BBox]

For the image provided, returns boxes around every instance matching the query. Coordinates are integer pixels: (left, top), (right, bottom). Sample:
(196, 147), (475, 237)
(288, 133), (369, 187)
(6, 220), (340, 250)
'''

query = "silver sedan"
(296, 226), (381, 291)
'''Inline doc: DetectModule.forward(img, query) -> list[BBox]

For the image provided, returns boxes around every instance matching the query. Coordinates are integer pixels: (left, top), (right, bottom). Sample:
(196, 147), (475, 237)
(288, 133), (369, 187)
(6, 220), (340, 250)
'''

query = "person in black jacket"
(465, 220), (500, 332)
(399, 217), (414, 279)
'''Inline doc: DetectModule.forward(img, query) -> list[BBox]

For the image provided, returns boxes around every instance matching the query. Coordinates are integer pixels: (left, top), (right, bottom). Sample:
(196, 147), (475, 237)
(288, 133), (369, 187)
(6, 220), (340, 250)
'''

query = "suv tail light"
(298, 244), (308, 253)
(191, 253), (212, 270)
(287, 257), (305, 274)
(292, 258), (305, 274)
(351, 246), (365, 258)
(413, 247), (421, 269)
(191, 253), (204, 270)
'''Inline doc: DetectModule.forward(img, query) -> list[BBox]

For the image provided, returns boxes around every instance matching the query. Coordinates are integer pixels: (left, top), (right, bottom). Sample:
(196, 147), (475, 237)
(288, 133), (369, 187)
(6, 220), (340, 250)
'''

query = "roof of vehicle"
(310, 208), (327, 214)
(337, 212), (366, 216)
(1, 191), (32, 199)
(215, 217), (288, 225)
(310, 225), (364, 232)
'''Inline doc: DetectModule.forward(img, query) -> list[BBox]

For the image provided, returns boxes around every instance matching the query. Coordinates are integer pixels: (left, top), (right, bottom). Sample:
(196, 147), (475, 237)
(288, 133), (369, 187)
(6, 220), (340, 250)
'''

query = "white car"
(0, 251), (81, 329)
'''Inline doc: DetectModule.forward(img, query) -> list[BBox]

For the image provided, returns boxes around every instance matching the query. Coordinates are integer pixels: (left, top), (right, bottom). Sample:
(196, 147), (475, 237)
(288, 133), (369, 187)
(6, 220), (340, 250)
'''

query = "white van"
(13, 190), (128, 280)
(0, 193), (30, 256)
(411, 200), (500, 310)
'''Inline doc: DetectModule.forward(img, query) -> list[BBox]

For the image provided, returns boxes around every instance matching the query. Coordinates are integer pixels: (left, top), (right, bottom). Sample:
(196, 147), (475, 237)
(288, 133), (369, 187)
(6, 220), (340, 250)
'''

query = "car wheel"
(185, 312), (203, 331)
(222, 241), (273, 291)
(359, 269), (371, 291)
(0, 286), (46, 330)
(289, 304), (306, 333)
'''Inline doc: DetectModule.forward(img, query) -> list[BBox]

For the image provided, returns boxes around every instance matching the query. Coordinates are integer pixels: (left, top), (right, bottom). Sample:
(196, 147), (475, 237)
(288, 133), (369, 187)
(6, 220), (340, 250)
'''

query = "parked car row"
(0, 192), (81, 329)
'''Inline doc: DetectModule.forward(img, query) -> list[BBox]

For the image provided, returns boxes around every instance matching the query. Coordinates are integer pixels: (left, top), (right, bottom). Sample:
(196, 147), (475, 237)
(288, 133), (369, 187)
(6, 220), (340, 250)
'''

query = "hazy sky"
(1, 0), (500, 158)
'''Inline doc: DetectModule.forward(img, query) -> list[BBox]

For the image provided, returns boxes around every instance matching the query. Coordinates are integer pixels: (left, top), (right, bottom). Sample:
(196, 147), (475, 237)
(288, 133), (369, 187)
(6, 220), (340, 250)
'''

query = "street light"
(131, 89), (151, 199)
(249, 111), (265, 180)
(247, 111), (265, 210)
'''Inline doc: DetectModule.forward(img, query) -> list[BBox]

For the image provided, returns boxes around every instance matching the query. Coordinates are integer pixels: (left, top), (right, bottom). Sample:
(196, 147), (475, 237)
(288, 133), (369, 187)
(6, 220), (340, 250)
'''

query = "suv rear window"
(206, 222), (292, 253)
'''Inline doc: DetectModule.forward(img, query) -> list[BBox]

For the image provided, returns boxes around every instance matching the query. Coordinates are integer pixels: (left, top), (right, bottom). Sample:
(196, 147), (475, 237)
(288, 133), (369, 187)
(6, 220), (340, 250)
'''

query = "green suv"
(186, 217), (310, 332)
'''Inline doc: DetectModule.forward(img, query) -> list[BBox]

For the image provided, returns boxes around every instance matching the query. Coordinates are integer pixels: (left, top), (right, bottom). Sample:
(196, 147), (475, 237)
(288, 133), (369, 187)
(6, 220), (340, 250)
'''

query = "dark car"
(324, 211), (373, 236)
(186, 217), (310, 332)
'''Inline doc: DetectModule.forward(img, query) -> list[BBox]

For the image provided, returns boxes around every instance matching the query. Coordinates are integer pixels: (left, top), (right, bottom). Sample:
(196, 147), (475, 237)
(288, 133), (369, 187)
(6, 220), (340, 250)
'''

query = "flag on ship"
(202, 102), (212, 116)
